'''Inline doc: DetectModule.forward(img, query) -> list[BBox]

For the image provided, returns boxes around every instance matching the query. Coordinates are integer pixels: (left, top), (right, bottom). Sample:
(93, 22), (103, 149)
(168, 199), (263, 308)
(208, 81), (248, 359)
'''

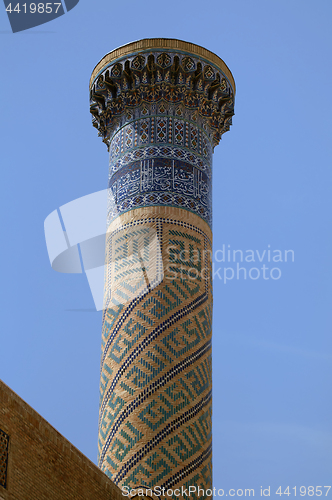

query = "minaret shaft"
(90, 39), (235, 497)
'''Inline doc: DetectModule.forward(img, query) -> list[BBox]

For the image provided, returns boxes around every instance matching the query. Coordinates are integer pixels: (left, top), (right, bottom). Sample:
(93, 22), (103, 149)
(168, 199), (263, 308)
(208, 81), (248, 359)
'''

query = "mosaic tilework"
(0, 429), (9, 489)
(107, 157), (212, 226)
(103, 224), (163, 315)
(91, 40), (235, 497)
(109, 115), (212, 166)
(113, 390), (212, 485)
(109, 145), (211, 177)
(98, 209), (213, 494)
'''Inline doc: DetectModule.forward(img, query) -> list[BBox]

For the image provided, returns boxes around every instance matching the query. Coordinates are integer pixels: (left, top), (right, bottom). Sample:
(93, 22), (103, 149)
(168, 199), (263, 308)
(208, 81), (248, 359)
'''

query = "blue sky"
(1, 0), (331, 496)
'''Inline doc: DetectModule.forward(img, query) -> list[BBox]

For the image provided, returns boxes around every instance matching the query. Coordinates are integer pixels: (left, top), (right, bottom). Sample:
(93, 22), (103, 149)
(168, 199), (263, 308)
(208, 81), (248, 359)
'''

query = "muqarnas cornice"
(89, 39), (235, 149)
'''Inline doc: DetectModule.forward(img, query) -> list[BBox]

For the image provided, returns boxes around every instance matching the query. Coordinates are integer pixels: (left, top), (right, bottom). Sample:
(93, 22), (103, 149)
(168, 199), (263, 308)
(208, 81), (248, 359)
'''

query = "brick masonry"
(0, 379), (123, 500)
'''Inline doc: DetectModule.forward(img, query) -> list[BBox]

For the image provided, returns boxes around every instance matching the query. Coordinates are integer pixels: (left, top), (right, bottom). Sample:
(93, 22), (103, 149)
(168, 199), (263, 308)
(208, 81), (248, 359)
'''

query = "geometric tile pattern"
(109, 116), (212, 166)
(0, 428), (9, 489)
(103, 224), (163, 320)
(99, 212), (213, 494)
(113, 390), (212, 485)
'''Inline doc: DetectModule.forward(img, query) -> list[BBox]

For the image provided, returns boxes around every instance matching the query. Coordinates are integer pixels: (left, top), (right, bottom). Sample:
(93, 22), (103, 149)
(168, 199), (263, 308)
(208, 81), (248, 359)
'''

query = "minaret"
(90, 39), (235, 496)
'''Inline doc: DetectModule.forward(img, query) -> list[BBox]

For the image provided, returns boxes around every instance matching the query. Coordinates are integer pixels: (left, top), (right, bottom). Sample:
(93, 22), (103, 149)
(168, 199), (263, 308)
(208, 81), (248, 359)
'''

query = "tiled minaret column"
(90, 39), (235, 497)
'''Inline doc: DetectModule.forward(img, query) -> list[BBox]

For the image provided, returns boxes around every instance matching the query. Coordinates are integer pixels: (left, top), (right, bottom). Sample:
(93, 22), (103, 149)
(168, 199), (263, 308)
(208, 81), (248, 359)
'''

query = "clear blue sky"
(1, 0), (331, 496)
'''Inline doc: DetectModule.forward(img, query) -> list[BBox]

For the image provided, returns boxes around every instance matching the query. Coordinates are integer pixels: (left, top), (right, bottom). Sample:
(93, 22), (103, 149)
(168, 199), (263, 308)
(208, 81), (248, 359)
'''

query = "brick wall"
(0, 379), (123, 500)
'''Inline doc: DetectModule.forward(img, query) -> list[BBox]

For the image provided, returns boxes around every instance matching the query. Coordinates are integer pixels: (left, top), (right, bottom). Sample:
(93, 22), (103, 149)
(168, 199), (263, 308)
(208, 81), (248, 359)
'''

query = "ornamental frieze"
(90, 52), (234, 149)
